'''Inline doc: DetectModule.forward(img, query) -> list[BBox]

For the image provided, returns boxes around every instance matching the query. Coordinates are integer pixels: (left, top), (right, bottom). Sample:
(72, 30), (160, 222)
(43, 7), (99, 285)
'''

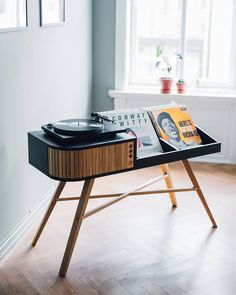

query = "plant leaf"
(156, 46), (163, 58)
(176, 53), (183, 60)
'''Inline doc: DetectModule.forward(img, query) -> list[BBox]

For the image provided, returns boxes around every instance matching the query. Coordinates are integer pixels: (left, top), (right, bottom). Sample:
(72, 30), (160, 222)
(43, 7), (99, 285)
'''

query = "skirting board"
(0, 185), (56, 261)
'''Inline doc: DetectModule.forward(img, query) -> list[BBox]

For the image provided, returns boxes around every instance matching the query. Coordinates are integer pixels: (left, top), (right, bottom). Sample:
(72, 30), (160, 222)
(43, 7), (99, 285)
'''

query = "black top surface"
(28, 131), (136, 150)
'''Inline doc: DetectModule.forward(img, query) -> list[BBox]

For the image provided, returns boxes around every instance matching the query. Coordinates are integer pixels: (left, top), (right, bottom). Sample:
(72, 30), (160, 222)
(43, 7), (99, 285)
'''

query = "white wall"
(0, 0), (92, 254)
(92, 0), (116, 112)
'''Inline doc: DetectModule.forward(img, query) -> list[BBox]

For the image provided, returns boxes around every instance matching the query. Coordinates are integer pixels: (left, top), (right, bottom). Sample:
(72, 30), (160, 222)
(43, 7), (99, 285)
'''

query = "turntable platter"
(53, 119), (104, 136)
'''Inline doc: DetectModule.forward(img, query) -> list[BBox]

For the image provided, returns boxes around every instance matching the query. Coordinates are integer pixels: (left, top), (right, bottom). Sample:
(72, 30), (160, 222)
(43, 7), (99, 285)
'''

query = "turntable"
(41, 113), (127, 143)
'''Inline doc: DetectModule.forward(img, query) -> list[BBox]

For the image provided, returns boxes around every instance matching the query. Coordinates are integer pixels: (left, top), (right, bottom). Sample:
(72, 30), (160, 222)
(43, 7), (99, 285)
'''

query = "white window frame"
(115, 0), (131, 90)
(115, 0), (236, 92)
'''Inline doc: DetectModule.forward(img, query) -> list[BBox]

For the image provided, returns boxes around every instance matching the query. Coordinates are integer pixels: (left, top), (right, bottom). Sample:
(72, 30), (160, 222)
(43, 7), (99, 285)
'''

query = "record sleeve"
(146, 104), (202, 150)
(98, 109), (163, 158)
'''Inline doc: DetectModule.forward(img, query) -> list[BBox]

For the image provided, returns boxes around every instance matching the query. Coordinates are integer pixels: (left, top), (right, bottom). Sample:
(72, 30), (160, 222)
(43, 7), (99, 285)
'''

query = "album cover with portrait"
(147, 104), (202, 150)
(98, 109), (163, 158)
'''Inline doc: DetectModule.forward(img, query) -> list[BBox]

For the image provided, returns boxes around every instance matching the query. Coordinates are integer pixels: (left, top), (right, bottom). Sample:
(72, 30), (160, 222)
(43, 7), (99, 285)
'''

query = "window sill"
(109, 88), (236, 103)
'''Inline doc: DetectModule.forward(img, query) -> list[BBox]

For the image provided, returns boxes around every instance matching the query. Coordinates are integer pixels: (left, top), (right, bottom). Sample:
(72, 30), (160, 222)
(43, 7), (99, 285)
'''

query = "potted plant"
(155, 44), (183, 94)
(176, 78), (186, 93)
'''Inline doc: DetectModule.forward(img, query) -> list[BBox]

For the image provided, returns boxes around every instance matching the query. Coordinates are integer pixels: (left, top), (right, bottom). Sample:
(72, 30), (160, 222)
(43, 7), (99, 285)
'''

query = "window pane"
(130, 0), (181, 84)
(185, 0), (233, 84)
(129, 0), (234, 88)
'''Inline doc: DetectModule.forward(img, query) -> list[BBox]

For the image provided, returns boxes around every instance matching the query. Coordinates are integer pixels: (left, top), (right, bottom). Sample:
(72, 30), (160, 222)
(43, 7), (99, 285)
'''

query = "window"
(117, 0), (236, 90)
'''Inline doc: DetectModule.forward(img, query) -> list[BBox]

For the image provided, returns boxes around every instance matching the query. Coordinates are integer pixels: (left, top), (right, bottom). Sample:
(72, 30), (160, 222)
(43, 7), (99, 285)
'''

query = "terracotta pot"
(176, 82), (186, 93)
(160, 78), (173, 94)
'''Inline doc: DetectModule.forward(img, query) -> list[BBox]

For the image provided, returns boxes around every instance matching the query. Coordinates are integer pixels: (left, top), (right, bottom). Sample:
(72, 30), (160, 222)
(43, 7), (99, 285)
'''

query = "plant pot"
(160, 78), (173, 94)
(176, 82), (186, 94)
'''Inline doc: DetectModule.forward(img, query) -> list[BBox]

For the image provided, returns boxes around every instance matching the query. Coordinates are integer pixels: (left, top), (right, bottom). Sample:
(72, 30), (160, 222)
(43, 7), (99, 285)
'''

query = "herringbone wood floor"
(1, 162), (236, 295)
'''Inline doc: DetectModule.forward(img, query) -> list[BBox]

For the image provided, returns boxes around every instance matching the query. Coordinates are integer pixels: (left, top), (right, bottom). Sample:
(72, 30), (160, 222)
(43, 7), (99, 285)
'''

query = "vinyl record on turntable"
(53, 119), (104, 135)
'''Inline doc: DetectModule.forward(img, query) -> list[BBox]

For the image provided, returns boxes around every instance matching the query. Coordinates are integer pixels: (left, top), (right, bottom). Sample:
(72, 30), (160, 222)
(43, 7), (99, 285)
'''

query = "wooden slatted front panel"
(48, 142), (134, 180)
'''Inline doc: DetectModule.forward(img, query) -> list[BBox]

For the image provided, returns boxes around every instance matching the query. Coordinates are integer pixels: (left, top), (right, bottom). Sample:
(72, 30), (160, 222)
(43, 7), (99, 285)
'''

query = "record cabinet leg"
(160, 164), (177, 207)
(182, 160), (217, 228)
(59, 178), (95, 277)
(32, 181), (66, 246)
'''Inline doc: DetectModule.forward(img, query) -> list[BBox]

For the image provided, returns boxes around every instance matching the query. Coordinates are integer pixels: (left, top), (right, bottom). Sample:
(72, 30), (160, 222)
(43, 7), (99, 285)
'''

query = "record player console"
(28, 117), (219, 278)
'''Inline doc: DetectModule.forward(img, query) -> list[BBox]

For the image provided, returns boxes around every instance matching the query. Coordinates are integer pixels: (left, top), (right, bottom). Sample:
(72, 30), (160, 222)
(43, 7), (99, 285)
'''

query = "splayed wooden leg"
(59, 179), (95, 277)
(32, 181), (66, 246)
(160, 164), (177, 207)
(182, 160), (217, 228)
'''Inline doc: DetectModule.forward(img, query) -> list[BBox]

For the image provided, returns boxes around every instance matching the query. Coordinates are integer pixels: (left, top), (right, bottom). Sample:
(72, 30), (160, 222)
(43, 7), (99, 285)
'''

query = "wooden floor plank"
(1, 162), (236, 294)
(0, 268), (39, 295)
